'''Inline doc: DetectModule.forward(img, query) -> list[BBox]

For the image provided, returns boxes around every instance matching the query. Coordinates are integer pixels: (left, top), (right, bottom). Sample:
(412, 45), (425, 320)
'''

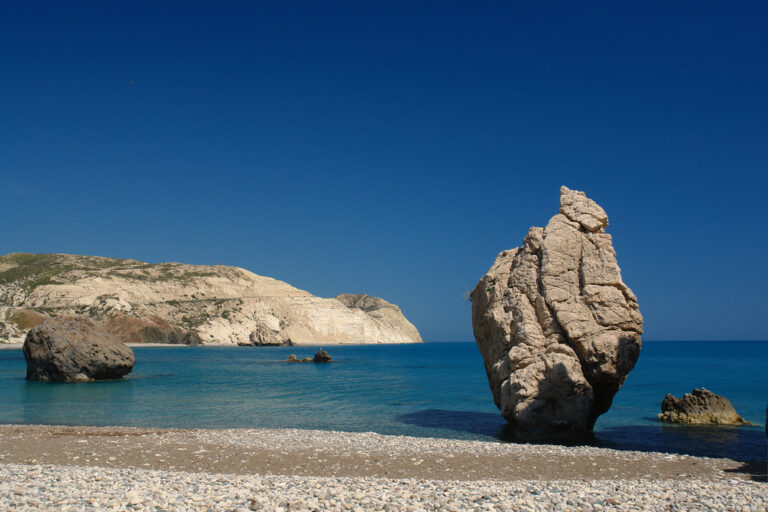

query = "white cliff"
(0, 253), (422, 345)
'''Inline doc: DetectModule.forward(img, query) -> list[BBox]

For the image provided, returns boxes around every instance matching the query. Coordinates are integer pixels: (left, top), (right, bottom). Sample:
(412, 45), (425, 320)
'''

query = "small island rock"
(659, 388), (750, 425)
(313, 349), (332, 363)
(471, 186), (643, 438)
(23, 317), (135, 382)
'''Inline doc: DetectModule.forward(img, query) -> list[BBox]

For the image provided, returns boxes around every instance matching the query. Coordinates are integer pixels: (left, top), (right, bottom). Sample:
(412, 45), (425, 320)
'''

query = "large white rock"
(471, 186), (642, 438)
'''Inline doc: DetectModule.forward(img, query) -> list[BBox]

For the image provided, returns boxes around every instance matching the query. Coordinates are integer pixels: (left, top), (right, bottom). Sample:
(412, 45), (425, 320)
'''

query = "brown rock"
(23, 317), (135, 382)
(313, 349), (332, 363)
(105, 315), (201, 346)
(659, 388), (750, 425)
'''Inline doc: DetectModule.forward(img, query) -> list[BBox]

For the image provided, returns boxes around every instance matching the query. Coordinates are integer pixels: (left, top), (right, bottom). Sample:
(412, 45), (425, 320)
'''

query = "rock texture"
(471, 186), (643, 437)
(0, 253), (422, 346)
(23, 317), (135, 382)
(659, 388), (750, 425)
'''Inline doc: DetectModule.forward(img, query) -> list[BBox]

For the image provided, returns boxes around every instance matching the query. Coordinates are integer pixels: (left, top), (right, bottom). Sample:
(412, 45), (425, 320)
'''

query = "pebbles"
(0, 425), (765, 510)
(0, 425), (758, 482)
(0, 463), (765, 512)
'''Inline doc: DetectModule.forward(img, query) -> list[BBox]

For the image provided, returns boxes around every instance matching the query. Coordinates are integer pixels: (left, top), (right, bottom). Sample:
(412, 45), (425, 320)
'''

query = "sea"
(0, 341), (765, 462)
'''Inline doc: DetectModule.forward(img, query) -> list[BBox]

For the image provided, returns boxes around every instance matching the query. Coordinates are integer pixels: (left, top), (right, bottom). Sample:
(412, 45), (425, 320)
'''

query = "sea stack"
(471, 186), (643, 438)
(23, 317), (135, 382)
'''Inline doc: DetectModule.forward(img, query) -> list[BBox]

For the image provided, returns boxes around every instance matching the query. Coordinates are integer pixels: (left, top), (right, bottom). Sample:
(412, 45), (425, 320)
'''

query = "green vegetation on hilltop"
(0, 253), (222, 292)
(0, 253), (130, 290)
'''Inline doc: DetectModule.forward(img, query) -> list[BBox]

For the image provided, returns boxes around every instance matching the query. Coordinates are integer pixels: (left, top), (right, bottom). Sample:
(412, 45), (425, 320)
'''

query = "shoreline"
(0, 424), (763, 481)
(0, 425), (765, 511)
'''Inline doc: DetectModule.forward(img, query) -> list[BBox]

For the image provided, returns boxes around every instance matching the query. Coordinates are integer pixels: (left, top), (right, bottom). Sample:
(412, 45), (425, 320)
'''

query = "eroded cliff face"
(471, 186), (642, 437)
(0, 254), (422, 345)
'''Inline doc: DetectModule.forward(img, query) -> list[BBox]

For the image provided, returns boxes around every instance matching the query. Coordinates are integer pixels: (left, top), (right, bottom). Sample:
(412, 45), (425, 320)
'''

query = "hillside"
(0, 253), (422, 345)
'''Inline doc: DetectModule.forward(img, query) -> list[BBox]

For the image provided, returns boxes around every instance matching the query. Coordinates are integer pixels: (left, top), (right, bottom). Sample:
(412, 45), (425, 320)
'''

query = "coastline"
(0, 425), (764, 510)
(0, 342), (426, 349)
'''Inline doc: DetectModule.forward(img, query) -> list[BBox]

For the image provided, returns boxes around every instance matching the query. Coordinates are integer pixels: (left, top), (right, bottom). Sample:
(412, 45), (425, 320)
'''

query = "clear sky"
(1, 2), (766, 341)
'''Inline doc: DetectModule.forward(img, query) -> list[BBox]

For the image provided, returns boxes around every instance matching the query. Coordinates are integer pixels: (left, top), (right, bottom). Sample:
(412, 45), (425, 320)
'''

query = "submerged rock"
(471, 186), (643, 438)
(23, 317), (135, 382)
(659, 388), (750, 425)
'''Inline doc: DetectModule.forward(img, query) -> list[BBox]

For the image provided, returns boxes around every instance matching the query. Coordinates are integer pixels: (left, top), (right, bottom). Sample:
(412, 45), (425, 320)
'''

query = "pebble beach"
(0, 425), (765, 511)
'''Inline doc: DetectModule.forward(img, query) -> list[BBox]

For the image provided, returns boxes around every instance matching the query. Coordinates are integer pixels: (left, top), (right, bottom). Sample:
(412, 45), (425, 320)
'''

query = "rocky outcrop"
(0, 253), (422, 346)
(313, 349), (332, 363)
(471, 186), (643, 438)
(23, 317), (135, 382)
(247, 325), (293, 346)
(659, 388), (750, 425)
(285, 353), (320, 363)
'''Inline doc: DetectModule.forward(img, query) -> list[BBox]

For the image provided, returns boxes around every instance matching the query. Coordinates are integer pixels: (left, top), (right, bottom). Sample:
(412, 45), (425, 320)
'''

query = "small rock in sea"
(23, 317), (135, 382)
(302, 357), (313, 362)
(285, 354), (299, 362)
(658, 388), (751, 425)
(313, 349), (332, 363)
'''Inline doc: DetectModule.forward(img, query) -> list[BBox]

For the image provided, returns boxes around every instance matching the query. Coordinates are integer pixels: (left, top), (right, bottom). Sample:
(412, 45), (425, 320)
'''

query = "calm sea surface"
(0, 341), (765, 461)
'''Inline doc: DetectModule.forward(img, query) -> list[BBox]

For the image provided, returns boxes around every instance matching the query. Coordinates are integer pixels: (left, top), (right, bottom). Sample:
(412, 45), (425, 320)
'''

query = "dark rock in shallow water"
(285, 350), (332, 363)
(313, 349), (332, 363)
(471, 187), (643, 439)
(23, 317), (135, 382)
(659, 388), (750, 425)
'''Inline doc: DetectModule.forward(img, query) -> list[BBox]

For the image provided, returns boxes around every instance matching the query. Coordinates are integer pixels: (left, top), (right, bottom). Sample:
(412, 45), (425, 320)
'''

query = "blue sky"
(1, 2), (766, 341)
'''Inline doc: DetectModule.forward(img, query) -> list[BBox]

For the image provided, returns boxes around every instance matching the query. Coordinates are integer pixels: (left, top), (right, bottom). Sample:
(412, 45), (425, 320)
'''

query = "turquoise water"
(0, 341), (765, 461)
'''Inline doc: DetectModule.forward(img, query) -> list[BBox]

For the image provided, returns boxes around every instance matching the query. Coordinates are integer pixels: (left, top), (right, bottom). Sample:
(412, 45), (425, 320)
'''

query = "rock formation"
(471, 186), (643, 438)
(23, 317), (135, 382)
(0, 253), (422, 346)
(659, 388), (750, 425)
(285, 352), (329, 363)
(313, 349), (332, 363)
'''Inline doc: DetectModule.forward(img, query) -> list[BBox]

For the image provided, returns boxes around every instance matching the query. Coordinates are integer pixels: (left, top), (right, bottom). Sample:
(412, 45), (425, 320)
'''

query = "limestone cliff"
(0, 253), (422, 345)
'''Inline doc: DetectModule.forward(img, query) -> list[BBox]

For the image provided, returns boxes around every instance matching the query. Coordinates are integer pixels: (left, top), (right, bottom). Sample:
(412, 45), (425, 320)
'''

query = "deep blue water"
(0, 341), (765, 462)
